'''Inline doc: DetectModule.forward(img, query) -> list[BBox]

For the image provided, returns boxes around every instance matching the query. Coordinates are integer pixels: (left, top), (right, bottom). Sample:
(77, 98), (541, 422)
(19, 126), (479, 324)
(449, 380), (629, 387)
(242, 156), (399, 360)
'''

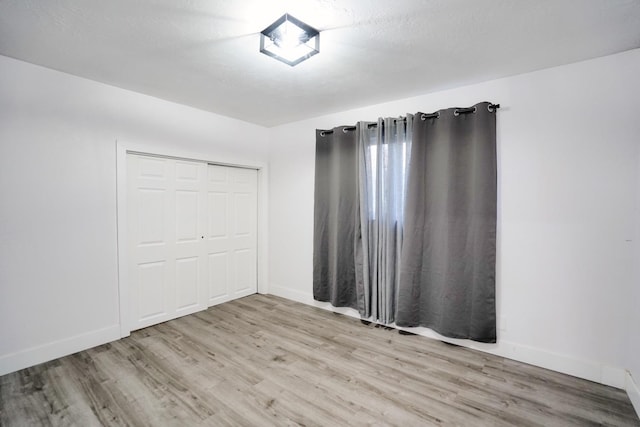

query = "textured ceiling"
(1, 0), (639, 127)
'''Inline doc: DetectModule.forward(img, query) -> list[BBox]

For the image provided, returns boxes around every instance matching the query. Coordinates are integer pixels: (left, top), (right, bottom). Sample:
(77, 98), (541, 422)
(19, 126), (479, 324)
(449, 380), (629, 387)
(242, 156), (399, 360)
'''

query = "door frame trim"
(115, 141), (269, 337)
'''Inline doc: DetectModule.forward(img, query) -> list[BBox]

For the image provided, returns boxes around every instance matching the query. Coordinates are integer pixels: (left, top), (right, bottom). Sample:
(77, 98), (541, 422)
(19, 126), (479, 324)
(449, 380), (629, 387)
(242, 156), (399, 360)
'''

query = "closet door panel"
(137, 261), (167, 321)
(175, 256), (200, 312)
(128, 154), (207, 331)
(208, 252), (228, 300)
(207, 165), (257, 305)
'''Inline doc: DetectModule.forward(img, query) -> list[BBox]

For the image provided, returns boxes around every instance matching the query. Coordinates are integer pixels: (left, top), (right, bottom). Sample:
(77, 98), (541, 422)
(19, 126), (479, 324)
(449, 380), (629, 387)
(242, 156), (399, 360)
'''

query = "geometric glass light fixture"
(260, 13), (320, 66)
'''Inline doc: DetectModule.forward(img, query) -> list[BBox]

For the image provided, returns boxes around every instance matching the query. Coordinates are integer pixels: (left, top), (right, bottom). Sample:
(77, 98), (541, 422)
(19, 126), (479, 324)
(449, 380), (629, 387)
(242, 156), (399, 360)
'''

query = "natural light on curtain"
(357, 116), (412, 323)
(365, 141), (409, 221)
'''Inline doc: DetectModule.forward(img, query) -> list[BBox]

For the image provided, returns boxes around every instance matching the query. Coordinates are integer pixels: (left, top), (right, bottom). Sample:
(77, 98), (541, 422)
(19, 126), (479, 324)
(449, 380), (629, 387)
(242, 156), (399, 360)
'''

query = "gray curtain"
(357, 117), (413, 323)
(396, 102), (497, 342)
(313, 126), (361, 310)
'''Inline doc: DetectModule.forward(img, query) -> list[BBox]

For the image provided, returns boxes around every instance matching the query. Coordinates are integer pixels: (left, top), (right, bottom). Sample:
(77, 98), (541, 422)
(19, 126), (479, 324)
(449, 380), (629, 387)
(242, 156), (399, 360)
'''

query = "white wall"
(628, 150), (640, 412)
(0, 55), (268, 375)
(268, 48), (640, 389)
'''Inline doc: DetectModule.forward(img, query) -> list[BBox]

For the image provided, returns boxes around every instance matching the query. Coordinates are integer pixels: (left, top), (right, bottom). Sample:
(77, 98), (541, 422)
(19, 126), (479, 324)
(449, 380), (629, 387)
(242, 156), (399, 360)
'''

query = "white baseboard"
(627, 371), (640, 419)
(267, 284), (627, 389)
(268, 284), (316, 305)
(471, 339), (626, 389)
(269, 284), (365, 317)
(0, 325), (121, 376)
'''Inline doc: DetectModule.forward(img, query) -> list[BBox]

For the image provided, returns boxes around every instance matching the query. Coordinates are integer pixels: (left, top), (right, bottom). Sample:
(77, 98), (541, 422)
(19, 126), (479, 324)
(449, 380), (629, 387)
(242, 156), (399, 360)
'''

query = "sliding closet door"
(206, 165), (258, 306)
(127, 154), (208, 331)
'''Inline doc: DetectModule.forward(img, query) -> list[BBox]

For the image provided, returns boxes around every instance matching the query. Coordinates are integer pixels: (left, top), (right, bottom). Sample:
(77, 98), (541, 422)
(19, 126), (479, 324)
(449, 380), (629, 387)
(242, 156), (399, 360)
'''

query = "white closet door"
(127, 154), (208, 331)
(206, 165), (258, 306)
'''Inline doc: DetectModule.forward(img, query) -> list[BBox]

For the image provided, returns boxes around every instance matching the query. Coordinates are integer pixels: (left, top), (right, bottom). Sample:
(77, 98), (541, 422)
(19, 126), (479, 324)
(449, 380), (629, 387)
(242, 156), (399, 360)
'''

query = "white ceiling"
(1, 0), (639, 127)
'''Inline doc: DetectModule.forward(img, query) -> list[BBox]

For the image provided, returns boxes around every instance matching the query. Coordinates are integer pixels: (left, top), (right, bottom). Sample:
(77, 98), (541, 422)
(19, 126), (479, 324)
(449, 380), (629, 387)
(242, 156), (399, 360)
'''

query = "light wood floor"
(1, 295), (638, 426)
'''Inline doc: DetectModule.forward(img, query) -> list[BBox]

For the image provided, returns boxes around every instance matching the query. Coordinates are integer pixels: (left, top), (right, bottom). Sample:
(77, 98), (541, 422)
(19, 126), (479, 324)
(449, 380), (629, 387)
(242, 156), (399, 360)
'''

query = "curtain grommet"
(421, 112), (440, 121)
(454, 106), (477, 116)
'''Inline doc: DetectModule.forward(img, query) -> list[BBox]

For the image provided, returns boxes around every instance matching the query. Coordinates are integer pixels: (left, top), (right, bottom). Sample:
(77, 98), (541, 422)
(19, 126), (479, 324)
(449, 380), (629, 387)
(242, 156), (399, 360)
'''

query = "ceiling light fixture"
(260, 13), (319, 66)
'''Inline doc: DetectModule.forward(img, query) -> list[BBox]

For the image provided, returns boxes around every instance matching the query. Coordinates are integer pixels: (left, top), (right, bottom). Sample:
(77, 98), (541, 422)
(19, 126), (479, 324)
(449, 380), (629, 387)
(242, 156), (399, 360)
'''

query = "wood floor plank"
(1, 294), (638, 426)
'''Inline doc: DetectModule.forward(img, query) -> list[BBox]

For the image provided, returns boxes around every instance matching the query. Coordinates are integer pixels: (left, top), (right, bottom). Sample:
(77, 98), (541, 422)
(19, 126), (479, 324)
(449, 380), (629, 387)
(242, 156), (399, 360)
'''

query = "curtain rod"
(319, 104), (500, 136)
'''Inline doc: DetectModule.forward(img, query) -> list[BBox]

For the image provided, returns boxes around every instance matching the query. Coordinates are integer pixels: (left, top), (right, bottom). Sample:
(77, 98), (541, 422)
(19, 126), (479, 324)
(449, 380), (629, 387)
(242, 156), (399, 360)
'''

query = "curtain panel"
(313, 126), (362, 311)
(396, 102), (497, 342)
(357, 117), (413, 323)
